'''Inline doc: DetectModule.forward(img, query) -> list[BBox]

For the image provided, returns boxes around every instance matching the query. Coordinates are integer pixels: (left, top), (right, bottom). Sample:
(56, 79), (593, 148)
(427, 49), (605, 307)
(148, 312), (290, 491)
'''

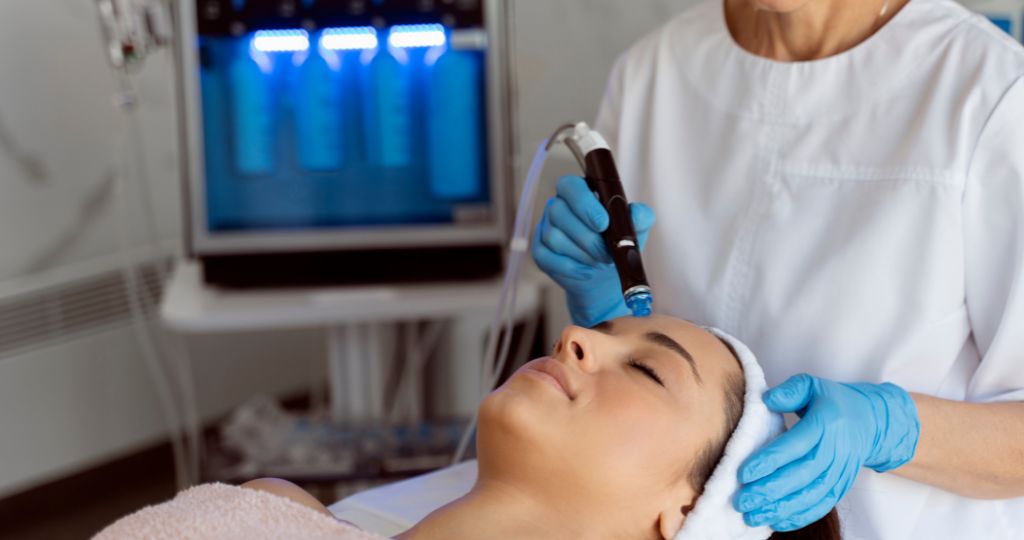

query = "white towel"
(675, 327), (785, 540)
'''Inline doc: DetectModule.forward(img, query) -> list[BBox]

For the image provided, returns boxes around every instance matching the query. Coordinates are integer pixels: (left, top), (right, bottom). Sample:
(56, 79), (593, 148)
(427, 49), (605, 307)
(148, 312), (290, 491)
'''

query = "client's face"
(477, 315), (743, 539)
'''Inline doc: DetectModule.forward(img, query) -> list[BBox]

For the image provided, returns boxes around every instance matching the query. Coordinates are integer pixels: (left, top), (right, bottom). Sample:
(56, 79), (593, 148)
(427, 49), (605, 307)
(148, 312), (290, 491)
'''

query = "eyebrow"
(645, 332), (703, 385)
(590, 321), (703, 385)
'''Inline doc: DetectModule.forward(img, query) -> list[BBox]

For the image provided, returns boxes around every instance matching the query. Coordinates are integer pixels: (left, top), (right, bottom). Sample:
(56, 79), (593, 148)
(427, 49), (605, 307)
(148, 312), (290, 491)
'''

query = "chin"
(476, 382), (557, 468)
(476, 387), (591, 502)
(478, 384), (536, 440)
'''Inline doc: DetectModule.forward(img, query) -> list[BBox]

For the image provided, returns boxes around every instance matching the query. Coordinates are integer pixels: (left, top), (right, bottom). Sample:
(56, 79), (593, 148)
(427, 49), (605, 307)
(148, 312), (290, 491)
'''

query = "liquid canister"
(199, 44), (233, 229)
(229, 38), (277, 176)
(295, 40), (344, 172)
(363, 40), (413, 168)
(427, 46), (483, 200)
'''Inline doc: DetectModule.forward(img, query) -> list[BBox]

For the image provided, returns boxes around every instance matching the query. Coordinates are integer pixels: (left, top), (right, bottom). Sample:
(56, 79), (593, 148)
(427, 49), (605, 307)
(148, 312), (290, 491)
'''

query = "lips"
(526, 358), (577, 400)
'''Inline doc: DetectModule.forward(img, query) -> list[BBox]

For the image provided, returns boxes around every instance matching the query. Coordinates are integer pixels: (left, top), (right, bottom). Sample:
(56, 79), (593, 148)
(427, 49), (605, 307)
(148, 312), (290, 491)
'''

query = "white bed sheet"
(329, 461), (478, 537)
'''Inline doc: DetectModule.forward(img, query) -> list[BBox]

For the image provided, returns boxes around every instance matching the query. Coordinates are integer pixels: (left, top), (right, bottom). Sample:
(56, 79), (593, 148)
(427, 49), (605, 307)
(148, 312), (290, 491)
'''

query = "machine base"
(200, 245), (504, 289)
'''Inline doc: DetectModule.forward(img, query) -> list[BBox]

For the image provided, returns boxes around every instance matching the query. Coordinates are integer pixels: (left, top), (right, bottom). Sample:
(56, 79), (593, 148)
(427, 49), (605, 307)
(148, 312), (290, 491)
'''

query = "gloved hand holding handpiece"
(532, 174), (656, 327)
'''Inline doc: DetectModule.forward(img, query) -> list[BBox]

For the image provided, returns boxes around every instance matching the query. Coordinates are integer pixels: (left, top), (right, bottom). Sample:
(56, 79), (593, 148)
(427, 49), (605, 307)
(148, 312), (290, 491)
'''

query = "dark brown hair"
(769, 511), (841, 540)
(686, 337), (841, 540)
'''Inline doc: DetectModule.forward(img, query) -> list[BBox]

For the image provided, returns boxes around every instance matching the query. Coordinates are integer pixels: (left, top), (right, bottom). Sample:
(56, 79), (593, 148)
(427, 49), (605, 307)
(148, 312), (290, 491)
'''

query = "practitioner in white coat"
(532, 0), (1024, 538)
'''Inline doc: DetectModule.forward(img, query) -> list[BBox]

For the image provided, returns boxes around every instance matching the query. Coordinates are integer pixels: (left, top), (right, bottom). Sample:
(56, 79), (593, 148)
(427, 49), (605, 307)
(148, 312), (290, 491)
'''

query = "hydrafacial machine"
(174, 0), (514, 287)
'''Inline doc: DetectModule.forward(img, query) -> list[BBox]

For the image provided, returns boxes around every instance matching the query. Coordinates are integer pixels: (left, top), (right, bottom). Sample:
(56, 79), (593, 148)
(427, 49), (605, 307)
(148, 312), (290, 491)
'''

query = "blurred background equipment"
(177, 0), (514, 288)
(95, 0), (173, 70)
(160, 260), (543, 492)
(161, 0), (535, 498)
(965, 0), (1024, 40)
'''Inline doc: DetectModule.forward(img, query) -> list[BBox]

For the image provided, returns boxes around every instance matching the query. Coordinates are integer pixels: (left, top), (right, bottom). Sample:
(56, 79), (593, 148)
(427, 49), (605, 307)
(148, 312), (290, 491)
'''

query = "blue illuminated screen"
(198, 25), (489, 232)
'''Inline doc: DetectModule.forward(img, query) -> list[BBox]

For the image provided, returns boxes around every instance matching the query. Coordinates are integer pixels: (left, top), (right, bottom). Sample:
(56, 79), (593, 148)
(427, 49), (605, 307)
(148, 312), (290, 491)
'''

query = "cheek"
(595, 383), (663, 446)
(574, 379), (702, 492)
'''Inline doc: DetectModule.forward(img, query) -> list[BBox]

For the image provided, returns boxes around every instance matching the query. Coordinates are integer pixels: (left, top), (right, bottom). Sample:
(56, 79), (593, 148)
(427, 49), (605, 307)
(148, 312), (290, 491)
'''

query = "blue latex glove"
(531, 175), (655, 327)
(734, 374), (921, 532)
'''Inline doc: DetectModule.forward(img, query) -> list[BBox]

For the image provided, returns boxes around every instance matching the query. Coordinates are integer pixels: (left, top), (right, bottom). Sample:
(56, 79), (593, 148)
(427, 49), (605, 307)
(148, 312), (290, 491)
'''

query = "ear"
(657, 498), (696, 539)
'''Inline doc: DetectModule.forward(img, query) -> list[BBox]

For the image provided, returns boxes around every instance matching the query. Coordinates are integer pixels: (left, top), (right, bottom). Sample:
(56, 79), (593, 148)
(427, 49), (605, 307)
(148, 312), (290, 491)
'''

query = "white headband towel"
(674, 326), (785, 540)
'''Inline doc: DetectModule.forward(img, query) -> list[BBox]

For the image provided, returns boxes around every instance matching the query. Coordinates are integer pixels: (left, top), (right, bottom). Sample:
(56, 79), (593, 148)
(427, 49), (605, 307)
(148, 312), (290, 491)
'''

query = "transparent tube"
(111, 72), (199, 488)
(111, 130), (191, 490)
(123, 100), (203, 485)
(451, 138), (554, 465)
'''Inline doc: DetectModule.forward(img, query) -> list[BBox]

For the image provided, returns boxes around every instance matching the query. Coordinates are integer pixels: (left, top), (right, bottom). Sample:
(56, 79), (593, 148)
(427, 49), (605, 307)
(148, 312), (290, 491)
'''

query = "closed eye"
(629, 358), (664, 387)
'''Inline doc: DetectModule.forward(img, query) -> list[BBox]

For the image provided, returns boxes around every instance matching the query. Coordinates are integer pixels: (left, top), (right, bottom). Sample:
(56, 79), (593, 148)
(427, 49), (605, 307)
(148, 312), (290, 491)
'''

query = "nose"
(555, 325), (599, 373)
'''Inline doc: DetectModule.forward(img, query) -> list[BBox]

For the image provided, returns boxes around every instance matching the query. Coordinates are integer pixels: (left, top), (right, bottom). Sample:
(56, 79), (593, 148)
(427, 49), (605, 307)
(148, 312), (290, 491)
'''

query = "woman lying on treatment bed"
(97, 316), (840, 540)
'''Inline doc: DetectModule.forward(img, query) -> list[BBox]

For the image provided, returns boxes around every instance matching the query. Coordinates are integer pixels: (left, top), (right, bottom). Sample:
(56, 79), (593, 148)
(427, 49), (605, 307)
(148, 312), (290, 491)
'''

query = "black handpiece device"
(567, 126), (653, 318)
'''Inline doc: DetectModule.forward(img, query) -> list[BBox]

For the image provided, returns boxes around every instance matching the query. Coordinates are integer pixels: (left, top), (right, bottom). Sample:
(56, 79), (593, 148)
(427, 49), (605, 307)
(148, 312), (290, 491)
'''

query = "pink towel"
(94, 483), (387, 540)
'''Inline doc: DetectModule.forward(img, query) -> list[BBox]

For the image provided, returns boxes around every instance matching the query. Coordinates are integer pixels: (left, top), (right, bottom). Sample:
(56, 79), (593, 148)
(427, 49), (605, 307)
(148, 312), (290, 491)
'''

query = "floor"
(1, 445), (178, 540)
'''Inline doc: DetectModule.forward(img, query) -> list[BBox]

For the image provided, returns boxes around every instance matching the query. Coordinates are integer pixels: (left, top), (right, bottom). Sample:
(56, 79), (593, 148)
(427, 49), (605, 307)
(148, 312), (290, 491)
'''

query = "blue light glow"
(388, 24), (447, 49)
(321, 27), (379, 51)
(252, 29), (310, 52)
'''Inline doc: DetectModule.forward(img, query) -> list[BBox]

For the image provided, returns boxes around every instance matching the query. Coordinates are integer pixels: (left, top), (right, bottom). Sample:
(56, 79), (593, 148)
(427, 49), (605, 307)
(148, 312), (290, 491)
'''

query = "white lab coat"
(594, 0), (1024, 538)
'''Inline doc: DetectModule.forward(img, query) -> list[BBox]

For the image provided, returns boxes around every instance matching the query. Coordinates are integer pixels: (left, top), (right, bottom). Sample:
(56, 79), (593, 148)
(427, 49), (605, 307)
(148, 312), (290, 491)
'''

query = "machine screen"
(198, 20), (490, 232)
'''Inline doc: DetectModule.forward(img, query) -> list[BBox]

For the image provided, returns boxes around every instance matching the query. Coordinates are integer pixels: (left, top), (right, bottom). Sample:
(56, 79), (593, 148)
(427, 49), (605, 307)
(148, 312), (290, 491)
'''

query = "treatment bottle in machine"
(426, 35), (484, 200)
(229, 36), (277, 176)
(361, 29), (413, 168)
(294, 34), (344, 172)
